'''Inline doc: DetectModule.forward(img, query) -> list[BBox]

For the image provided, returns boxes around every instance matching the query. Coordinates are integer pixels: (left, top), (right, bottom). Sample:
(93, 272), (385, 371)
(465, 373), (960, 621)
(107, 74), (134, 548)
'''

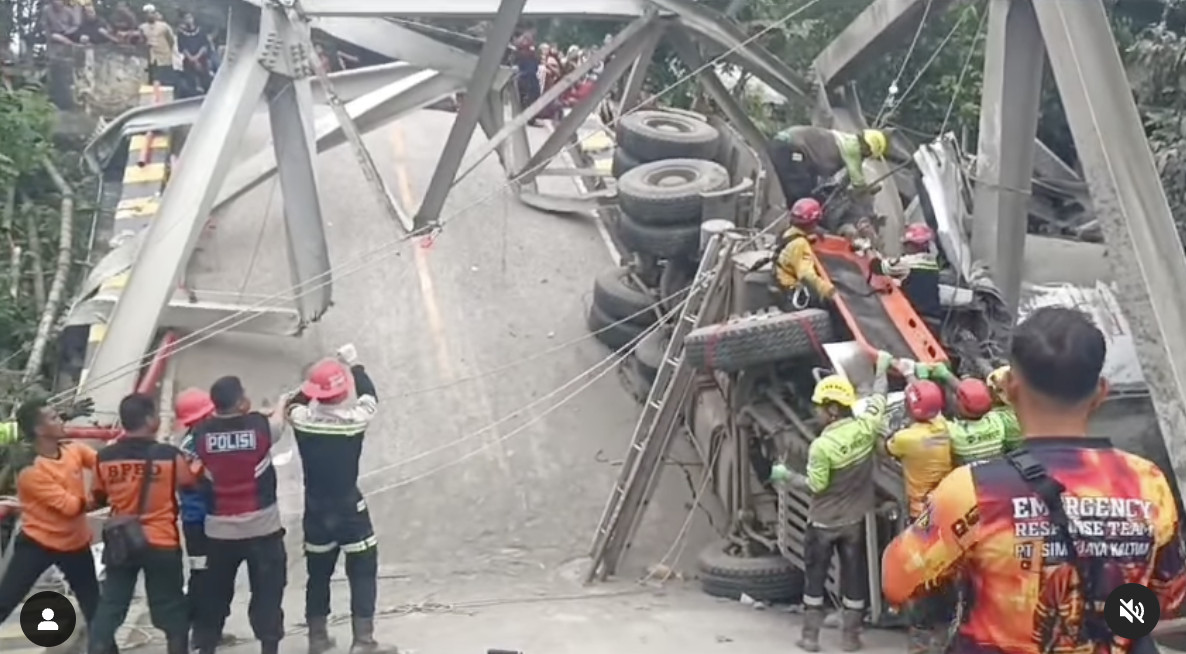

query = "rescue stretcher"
(809, 235), (949, 366)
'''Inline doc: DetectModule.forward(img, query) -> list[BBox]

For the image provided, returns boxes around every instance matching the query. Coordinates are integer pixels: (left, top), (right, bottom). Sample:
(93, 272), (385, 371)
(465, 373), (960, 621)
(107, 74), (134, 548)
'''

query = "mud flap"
(816, 253), (915, 359)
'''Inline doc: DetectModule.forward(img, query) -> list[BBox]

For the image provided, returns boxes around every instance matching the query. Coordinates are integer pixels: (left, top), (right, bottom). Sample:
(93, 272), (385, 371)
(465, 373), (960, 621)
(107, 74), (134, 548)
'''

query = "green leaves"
(0, 88), (55, 189)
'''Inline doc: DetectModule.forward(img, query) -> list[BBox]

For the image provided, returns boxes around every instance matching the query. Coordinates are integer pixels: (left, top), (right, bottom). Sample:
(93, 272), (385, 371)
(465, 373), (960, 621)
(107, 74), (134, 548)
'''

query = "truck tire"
(611, 147), (642, 178)
(618, 159), (730, 226)
(617, 110), (720, 162)
(593, 267), (657, 326)
(697, 540), (804, 603)
(659, 259), (697, 311)
(684, 308), (834, 373)
(587, 302), (646, 351)
(616, 212), (702, 260)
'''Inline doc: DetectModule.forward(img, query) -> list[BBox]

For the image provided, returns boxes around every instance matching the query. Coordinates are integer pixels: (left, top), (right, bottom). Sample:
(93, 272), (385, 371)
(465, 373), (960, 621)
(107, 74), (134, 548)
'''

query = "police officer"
(191, 377), (288, 654)
(284, 346), (394, 654)
(883, 307), (1186, 654)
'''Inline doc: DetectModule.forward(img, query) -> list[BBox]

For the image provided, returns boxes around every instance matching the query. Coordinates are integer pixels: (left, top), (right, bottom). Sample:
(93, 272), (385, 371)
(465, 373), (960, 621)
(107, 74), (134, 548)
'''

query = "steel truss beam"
(280, 0), (650, 18)
(83, 62), (428, 172)
(1032, 0), (1186, 494)
(814, 0), (957, 88)
(971, 0), (1044, 315)
(415, 0), (527, 228)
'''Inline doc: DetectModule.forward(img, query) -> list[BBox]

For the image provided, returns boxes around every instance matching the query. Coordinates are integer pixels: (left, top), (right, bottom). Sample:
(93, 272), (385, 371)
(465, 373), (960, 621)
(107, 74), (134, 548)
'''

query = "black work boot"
(796, 607), (824, 652)
(840, 608), (864, 652)
(260, 642), (279, 654)
(308, 616), (337, 654)
(349, 616), (399, 654)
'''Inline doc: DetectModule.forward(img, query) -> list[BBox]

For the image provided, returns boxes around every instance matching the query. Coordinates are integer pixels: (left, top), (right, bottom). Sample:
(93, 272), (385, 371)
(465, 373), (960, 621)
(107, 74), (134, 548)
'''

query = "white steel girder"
(280, 0), (651, 18)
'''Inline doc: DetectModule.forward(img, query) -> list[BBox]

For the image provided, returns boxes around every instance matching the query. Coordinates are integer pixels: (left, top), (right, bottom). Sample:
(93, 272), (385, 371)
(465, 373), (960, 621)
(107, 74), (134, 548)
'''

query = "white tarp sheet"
(1018, 281), (1147, 389)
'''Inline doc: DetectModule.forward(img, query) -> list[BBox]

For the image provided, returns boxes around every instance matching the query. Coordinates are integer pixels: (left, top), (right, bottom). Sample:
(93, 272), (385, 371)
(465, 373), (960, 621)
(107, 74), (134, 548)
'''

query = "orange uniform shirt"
(882, 438), (1186, 654)
(93, 437), (201, 549)
(16, 442), (97, 552)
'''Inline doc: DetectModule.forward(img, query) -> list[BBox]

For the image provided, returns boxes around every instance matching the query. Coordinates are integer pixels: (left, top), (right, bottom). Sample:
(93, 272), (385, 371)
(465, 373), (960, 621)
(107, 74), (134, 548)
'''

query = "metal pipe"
(136, 331), (178, 396)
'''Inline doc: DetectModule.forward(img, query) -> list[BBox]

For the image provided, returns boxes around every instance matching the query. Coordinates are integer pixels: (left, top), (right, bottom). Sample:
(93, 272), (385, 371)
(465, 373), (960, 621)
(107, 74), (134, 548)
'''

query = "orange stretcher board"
(810, 235), (948, 365)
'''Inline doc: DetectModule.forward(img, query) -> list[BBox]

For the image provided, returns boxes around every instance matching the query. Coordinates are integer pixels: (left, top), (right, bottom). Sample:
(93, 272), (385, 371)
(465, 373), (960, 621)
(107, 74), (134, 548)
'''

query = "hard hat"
(902, 223), (935, 246)
(986, 366), (1011, 405)
(812, 375), (856, 408)
(301, 358), (353, 401)
(175, 387), (214, 429)
(904, 380), (945, 422)
(862, 129), (889, 159)
(954, 378), (994, 419)
(789, 198), (823, 228)
(142, 3), (156, 12)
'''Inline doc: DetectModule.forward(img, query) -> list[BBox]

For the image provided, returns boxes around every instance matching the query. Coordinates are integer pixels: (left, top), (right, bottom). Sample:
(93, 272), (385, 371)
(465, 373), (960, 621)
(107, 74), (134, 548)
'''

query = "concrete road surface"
(146, 108), (844, 651)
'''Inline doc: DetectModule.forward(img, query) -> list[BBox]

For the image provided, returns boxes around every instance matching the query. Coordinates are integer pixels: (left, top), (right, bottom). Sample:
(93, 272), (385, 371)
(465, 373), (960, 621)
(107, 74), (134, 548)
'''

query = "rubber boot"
(308, 616), (337, 654)
(260, 642), (279, 654)
(796, 607), (824, 652)
(349, 616), (399, 654)
(840, 609), (864, 652)
(166, 633), (189, 654)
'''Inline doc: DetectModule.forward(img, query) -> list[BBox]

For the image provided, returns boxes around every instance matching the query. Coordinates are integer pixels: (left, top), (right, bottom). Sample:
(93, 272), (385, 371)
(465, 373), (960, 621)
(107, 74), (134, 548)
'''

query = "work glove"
(337, 343), (359, 365)
(875, 350), (894, 375)
(930, 363), (953, 382)
(895, 358), (917, 379)
(915, 363), (932, 380)
(61, 397), (95, 420)
(770, 463), (809, 491)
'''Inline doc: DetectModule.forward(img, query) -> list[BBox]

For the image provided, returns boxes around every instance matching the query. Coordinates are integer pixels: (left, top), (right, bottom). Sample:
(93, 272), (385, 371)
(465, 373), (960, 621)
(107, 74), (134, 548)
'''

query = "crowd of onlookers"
(40, 1), (219, 98)
(512, 30), (609, 124)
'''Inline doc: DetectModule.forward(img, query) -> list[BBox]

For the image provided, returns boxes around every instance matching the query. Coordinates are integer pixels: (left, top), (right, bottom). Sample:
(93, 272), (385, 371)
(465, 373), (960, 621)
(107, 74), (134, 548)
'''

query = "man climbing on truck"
(775, 198), (836, 306)
(772, 350), (895, 653)
(767, 126), (890, 208)
(918, 363), (1019, 463)
(883, 375), (954, 654)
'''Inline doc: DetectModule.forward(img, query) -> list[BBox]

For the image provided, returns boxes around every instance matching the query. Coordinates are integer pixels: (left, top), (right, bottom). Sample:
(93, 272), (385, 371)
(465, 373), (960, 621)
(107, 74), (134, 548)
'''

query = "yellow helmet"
(986, 366), (1011, 405)
(862, 129), (889, 159)
(812, 375), (856, 407)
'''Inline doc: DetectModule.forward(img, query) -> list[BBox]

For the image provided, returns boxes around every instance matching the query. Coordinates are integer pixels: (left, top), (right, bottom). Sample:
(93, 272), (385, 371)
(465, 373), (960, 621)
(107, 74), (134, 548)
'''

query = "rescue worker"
(89, 393), (199, 654)
(284, 347), (394, 654)
(882, 306), (1186, 654)
(775, 350), (894, 652)
(0, 398), (107, 650)
(191, 377), (288, 654)
(174, 388), (233, 648)
(918, 363), (1019, 464)
(767, 126), (889, 208)
(882, 378), (953, 654)
(950, 377), (993, 421)
(871, 223), (941, 322)
(775, 198), (836, 306)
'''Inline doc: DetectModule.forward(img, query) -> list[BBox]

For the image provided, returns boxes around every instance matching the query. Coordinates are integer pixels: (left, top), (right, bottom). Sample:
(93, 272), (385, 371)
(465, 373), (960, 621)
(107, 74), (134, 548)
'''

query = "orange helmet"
(301, 358), (352, 402)
(902, 223), (935, 246)
(955, 378), (993, 419)
(789, 198), (823, 228)
(904, 380), (945, 422)
(175, 387), (214, 429)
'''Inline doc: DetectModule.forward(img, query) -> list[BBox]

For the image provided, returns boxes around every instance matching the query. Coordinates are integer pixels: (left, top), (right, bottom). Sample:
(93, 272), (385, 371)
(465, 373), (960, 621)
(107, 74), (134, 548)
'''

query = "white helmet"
(142, 3), (157, 12)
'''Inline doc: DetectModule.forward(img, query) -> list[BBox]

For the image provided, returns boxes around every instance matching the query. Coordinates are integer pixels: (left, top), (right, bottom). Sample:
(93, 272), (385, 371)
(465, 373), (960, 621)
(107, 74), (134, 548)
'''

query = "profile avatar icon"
(38, 607), (59, 631)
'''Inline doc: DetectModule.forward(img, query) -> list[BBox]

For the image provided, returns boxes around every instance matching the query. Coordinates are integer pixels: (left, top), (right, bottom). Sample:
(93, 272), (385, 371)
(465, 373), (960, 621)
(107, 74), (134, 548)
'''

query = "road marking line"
(391, 128), (456, 382)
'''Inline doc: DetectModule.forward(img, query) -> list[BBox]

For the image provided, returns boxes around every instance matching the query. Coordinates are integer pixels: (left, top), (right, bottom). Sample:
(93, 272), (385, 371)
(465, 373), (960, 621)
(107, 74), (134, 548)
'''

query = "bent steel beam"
(283, 0), (649, 18)
(970, 0), (1044, 315)
(81, 15), (270, 421)
(268, 78), (334, 322)
(83, 62), (427, 172)
(619, 18), (668, 114)
(1034, 0), (1186, 493)
(69, 295), (303, 337)
(415, 0), (526, 228)
(814, 0), (957, 88)
(651, 0), (810, 102)
(313, 17), (483, 79)
(516, 26), (656, 183)
(457, 15), (656, 183)
(213, 70), (464, 214)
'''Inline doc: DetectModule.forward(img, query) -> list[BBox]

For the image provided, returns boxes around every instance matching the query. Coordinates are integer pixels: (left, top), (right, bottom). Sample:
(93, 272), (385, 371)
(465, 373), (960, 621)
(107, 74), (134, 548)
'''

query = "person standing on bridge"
(190, 377), (289, 654)
(882, 307), (1186, 654)
(284, 346), (394, 654)
(767, 126), (889, 209)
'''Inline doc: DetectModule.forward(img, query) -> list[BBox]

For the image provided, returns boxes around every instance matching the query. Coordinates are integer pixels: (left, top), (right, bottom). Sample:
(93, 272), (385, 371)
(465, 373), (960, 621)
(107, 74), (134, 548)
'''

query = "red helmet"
(904, 380), (945, 422)
(175, 387), (214, 429)
(955, 377), (994, 419)
(789, 198), (822, 228)
(301, 358), (352, 402)
(902, 223), (935, 246)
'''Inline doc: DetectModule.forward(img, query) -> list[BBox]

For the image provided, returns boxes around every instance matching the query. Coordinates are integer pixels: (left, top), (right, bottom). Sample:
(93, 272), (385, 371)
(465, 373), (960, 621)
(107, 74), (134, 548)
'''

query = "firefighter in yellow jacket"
(775, 198), (835, 306)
